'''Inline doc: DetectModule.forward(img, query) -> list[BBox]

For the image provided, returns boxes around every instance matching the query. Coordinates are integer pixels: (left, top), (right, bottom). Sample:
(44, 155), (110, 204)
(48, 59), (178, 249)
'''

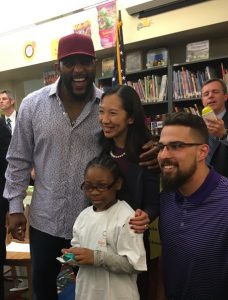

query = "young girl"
(62, 155), (146, 300)
(98, 85), (160, 299)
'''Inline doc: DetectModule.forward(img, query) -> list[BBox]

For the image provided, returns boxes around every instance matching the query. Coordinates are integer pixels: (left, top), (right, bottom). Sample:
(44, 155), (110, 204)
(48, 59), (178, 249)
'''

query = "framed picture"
(186, 40), (209, 62)
(146, 48), (168, 69)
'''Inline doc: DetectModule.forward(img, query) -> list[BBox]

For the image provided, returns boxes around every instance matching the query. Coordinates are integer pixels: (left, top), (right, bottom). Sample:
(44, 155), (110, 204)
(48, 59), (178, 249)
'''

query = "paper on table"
(6, 242), (30, 253)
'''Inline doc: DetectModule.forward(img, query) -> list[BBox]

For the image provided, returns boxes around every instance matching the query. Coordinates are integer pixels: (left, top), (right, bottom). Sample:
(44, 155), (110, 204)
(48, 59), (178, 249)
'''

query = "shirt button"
(180, 222), (184, 227)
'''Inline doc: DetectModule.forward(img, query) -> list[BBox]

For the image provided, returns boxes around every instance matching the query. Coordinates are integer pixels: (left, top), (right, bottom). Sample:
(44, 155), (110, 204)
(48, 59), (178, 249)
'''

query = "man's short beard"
(61, 74), (95, 102)
(161, 161), (197, 192)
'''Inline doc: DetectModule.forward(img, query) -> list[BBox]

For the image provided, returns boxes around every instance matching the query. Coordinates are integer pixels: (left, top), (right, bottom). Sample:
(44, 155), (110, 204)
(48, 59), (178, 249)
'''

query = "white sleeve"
(94, 250), (136, 274)
(94, 216), (147, 273)
(117, 216), (147, 271)
(71, 217), (81, 248)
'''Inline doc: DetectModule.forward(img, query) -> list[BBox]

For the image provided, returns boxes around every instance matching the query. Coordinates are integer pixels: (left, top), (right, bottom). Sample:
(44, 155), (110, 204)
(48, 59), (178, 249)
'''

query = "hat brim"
(59, 51), (96, 60)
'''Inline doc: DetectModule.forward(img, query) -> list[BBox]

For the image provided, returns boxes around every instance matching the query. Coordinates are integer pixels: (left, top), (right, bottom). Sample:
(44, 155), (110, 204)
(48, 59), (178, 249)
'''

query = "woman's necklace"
(110, 150), (126, 159)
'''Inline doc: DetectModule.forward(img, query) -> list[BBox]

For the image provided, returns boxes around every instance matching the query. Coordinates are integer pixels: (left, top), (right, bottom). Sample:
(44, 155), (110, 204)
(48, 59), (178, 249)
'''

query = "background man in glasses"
(201, 78), (228, 177)
(157, 112), (228, 299)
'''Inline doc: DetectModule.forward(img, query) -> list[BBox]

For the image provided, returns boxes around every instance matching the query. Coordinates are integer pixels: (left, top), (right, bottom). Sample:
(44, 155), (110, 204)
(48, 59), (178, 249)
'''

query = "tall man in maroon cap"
(3, 33), (156, 300)
(4, 33), (102, 300)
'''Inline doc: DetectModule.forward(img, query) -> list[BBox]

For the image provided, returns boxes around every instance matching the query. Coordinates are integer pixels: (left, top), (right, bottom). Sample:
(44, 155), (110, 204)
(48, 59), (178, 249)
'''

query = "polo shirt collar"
(175, 168), (221, 204)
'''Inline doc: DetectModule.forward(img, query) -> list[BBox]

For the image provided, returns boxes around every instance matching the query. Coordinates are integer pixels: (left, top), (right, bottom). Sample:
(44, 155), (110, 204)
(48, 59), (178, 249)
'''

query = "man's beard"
(161, 159), (197, 192)
(61, 74), (95, 101)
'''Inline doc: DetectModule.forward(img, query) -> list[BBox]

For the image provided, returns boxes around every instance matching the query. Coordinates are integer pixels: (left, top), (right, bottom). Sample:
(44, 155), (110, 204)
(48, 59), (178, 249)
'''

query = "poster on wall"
(96, 0), (116, 48)
(74, 20), (92, 37)
(51, 39), (59, 60)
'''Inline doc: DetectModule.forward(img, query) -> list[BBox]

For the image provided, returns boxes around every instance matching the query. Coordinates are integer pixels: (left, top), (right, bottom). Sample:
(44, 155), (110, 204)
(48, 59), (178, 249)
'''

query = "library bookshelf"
(97, 54), (228, 136)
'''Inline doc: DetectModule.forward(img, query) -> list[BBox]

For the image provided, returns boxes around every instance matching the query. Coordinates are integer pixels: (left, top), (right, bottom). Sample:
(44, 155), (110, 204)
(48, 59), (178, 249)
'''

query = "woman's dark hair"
(99, 85), (151, 162)
(84, 154), (122, 180)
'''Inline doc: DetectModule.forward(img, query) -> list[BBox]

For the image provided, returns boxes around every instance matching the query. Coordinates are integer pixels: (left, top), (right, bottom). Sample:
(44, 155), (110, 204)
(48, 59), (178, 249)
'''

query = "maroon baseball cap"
(58, 33), (95, 60)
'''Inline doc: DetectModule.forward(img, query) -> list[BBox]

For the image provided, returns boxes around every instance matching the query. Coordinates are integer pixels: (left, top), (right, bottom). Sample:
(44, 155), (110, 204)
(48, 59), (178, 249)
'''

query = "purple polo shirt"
(159, 169), (228, 300)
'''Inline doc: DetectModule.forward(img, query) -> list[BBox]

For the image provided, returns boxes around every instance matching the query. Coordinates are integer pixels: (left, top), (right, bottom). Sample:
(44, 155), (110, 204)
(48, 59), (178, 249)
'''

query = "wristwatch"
(219, 129), (228, 140)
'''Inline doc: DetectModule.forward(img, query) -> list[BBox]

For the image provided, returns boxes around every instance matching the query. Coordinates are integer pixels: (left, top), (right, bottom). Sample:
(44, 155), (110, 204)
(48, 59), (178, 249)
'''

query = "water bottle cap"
(202, 106), (213, 115)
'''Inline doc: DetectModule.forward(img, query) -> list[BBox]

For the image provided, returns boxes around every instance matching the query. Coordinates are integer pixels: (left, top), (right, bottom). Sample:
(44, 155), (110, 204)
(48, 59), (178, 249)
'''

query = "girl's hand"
(62, 247), (94, 265)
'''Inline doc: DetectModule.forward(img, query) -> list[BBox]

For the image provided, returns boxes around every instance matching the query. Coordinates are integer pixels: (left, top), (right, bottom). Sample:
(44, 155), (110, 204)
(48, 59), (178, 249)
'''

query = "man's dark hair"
(163, 112), (209, 144)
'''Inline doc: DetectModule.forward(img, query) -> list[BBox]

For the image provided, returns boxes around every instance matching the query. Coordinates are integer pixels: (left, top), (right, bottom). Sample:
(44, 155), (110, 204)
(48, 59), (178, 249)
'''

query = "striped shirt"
(4, 79), (103, 239)
(159, 169), (228, 300)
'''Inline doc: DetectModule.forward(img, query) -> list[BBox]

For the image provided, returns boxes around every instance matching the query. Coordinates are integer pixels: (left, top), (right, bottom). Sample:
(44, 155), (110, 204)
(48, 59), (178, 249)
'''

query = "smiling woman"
(98, 85), (160, 300)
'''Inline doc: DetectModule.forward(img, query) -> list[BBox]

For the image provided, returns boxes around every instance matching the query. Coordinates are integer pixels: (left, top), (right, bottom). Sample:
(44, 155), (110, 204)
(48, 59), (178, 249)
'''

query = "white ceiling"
(0, 0), (110, 36)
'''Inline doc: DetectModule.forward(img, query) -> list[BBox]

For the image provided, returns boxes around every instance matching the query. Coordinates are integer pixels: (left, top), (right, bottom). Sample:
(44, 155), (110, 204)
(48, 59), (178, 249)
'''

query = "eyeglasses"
(202, 89), (224, 97)
(157, 141), (203, 152)
(80, 178), (117, 193)
(61, 56), (95, 68)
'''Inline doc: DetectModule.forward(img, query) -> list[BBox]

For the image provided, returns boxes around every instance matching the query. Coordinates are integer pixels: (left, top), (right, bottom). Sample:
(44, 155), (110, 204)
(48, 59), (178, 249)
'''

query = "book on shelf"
(181, 67), (191, 98)
(126, 51), (143, 73)
(144, 76), (150, 102)
(173, 71), (179, 100)
(194, 103), (201, 116)
(133, 82), (142, 100)
(186, 40), (209, 62)
(135, 81), (145, 102)
(127, 74), (168, 103)
(127, 80), (146, 102)
(173, 64), (219, 100)
(158, 74), (167, 102)
(174, 104), (201, 116)
(149, 75), (161, 102)
(138, 79), (146, 101)
(102, 57), (114, 77)
(173, 70), (184, 100)
(205, 65), (217, 81)
(150, 114), (166, 137)
(221, 62), (228, 87)
(190, 72), (199, 98)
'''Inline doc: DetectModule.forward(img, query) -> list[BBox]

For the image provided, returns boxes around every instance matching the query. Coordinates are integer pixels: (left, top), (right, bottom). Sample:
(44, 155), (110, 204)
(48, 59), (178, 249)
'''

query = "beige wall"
(120, 0), (228, 43)
(0, 0), (227, 72)
(0, 0), (227, 101)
